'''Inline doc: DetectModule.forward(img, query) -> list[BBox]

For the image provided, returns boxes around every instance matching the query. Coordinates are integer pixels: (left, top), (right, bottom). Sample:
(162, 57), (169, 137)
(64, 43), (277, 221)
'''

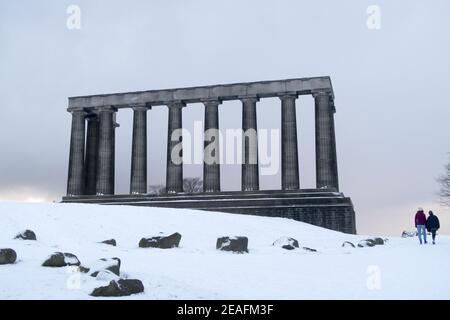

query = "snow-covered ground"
(1, 201), (449, 299)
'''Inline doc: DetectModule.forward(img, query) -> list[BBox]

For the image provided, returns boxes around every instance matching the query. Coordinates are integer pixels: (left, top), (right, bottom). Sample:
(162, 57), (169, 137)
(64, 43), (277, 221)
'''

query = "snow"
(0, 201), (449, 299)
(95, 270), (119, 282)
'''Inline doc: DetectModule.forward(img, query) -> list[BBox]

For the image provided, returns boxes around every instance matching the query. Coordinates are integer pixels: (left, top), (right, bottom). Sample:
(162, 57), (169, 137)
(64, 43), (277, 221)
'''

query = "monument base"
(61, 189), (357, 234)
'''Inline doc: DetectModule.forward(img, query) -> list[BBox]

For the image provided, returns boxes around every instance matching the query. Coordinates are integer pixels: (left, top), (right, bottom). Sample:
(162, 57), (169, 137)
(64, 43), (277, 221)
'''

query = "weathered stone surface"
(14, 230), (36, 240)
(216, 236), (248, 253)
(342, 241), (356, 248)
(67, 110), (86, 196)
(139, 232), (181, 249)
(273, 237), (299, 250)
(101, 239), (117, 246)
(241, 97), (259, 191)
(42, 252), (80, 267)
(281, 94), (299, 190)
(90, 279), (144, 297)
(130, 107), (148, 195)
(68, 77), (335, 109)
(203, 101), (221, 193)
(90, 258), (121, 277)
(96, 108), (115, 195)
(0, 248), (17, 265)
(166, 104), (184, 193)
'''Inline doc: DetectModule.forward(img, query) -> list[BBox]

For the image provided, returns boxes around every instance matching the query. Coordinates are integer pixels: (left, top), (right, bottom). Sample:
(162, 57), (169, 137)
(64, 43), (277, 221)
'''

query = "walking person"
(426, 210), (440, 245)
(415, 207), (427, 244)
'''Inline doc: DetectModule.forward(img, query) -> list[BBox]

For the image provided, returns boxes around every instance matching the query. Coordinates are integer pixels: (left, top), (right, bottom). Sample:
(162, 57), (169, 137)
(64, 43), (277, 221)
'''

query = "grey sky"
(1, 0), (449, 235)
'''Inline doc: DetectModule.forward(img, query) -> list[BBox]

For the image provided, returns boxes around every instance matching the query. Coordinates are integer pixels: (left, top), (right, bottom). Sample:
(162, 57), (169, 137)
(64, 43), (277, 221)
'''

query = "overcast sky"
(1, 0), (449, 235)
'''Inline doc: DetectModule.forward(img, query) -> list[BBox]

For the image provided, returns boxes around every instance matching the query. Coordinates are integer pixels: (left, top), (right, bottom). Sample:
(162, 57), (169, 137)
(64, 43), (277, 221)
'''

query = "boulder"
(42, 252), (80, 267)
(357, 239), (376, 247)
(139, 232), (181, 249)
(372, 237), (385, 245)
(0, 248), (17, 265)
(14, 230), (36, 240)
(90, 258), (121, 277)
(100, 239), (116, 246)
(273, 237), (299, 250)
(90, 279), (144, 297)
(216, 236), (248, 253)
(342, 241), (356, 248)
(357, 238), (385, 248)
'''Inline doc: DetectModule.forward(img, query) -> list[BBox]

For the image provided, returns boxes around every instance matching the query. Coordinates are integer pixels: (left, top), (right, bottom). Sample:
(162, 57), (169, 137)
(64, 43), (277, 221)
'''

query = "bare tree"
(183, 177), (203, 193)
(438, 157), (450, 206)
(147, 184), (166, 195)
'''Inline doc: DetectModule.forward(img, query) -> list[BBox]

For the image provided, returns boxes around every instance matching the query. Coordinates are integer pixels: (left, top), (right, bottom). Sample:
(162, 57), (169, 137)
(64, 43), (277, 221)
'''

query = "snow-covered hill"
(1, 201), (449, 299)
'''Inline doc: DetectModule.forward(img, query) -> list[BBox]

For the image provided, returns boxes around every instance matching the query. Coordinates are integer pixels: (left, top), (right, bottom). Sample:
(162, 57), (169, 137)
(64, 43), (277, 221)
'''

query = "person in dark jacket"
(426, 211), (440, 244)
(415, 207), (427, 244)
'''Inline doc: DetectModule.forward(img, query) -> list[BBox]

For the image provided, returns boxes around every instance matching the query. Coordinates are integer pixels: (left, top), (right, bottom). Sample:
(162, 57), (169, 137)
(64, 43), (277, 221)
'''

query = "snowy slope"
(0, 201), (449, 299)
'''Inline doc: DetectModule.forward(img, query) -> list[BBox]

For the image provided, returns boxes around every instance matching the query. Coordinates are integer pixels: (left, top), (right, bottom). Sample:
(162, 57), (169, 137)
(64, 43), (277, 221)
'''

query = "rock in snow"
(90, 258), (121, 277)
(94, 270), (120, 282)
(273, 237), (299, 250)
(358, 239), (375, 247)
(100, 239), (117, 246)
(216, 236), (248, 253)
(302, 247), (317, 252)
(139, 232), (181, 249)
(342, 241), (356, 248)
(0, 248), (17, 265)
(357, 238), (385, 248)
(372, 237), (385, 245)
(90, 279), (144, 297)
(14, 230), (36, 241)
(42, 252), (80, 267)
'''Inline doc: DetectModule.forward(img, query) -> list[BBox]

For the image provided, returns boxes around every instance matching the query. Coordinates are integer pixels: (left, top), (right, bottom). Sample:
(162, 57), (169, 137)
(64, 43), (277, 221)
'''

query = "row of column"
(67, 92), (338, 196)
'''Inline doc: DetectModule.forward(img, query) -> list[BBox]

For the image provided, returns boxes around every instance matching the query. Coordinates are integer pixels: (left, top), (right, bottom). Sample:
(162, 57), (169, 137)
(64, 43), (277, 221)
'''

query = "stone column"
(111, 114), (120, 194)
(280, 94), (300, 190)
(84, 114), (99, 195)
(203, 100), (221, 192)
(166, 102), (184, 193)
(314, 91), (338, 190)
(130, 105), (148, 194)
(241, 97), (259, 191)
(329, 101), (339, 191)
(67, 110), (86, 196)
(96, 107), (116, 195)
